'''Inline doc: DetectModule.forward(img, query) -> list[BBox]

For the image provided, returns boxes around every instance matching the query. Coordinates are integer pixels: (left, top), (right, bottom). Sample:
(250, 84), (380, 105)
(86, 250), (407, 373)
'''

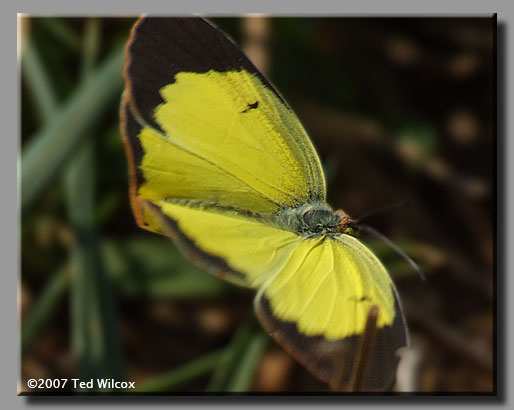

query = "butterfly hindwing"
(254, 236), (408, 391)
(255, 285), (407, 391)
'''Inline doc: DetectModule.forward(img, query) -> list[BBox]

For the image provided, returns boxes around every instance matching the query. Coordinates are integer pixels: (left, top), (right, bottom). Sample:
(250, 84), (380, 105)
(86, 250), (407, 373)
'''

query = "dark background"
(20, 16), (494, 393)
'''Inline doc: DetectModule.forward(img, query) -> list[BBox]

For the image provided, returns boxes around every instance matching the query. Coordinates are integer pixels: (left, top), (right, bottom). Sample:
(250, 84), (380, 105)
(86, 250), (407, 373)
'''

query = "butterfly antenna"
(356, 201), (411, 224)
(360, 224), (426, 281)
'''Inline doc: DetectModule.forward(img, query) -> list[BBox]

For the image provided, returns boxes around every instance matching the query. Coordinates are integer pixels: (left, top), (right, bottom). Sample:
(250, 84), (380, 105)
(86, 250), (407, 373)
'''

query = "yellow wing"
(137, 198), (300, 288)
(140, 199), (407, 390)
(254, 235), (408, 391)
(122, 17), (325, 228)
(260, 235), (396, 339)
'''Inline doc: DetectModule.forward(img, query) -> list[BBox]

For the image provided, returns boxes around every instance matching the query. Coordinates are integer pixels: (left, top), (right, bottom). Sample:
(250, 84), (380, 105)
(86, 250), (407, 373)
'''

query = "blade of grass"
(37, 17), (81, 51)
(133, 348), (229, 393)
(21, 42), (125, 213)
(101, 238), (232, 299)
(224, 330), (269, 392)
(81, 18), (100, 79)
(21, 39), (58, 124)
(20, 15), (62, 361)
(134, 320), (265, 393)
(206, 319), (255, 392)
(67, 19), (123, 391)
(21, 266), (69, 356)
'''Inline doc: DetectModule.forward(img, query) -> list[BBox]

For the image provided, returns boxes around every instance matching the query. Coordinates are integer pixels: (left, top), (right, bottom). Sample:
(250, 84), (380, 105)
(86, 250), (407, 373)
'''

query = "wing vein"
(297, 240), (333, 317)
(317, 240), (338, 333)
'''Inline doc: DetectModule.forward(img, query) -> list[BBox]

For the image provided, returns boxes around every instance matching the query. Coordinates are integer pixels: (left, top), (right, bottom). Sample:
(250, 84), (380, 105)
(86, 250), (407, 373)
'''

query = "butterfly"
(120, 16), (408, 391)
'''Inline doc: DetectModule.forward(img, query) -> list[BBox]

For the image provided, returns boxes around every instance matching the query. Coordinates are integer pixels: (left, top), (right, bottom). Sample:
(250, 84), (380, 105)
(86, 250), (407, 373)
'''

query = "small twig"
(347, 305), (380, 392)
(394, 346), (423, 392)
(331, 305), (379, 392)
(242, 16), (270, 77)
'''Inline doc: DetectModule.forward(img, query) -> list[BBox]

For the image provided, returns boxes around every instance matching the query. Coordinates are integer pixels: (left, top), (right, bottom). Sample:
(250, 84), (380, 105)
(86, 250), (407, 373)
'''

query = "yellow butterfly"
(121, 16), (407, 391)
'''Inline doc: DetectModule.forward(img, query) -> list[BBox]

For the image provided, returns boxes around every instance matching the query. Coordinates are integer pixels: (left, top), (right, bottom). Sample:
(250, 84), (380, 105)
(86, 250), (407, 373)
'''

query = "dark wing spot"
(348, 296), (371, 303)
(241, 100), (259, 113)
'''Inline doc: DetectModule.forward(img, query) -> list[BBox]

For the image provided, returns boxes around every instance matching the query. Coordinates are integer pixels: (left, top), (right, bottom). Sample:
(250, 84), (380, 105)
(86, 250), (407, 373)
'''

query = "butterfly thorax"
(276, 202), (358, 238)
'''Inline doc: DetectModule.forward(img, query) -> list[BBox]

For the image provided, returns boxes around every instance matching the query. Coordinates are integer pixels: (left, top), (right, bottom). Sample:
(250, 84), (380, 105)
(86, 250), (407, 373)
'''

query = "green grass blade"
(206, 320), (255, 392)
(67, 20), (124, 391)
(224, 330), (269, 392)
(81, 18), (100, 78)
(21, 45), (125, 213)
(134, 349), (229, 393)
(102, 237), (233, 299)
(21, 266), (69, 356)
(21, 39), (58, 124)
(67, 130), (124, 391)
(37, 17), (81, 51)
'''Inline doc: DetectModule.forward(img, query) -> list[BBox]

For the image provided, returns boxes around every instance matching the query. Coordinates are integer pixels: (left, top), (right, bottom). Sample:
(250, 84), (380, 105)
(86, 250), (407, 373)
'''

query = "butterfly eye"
(343, 226), (359, 238)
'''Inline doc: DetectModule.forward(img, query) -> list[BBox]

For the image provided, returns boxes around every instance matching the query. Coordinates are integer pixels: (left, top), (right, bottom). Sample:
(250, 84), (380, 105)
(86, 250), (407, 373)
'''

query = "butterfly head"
(335, 210), (360, 238)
